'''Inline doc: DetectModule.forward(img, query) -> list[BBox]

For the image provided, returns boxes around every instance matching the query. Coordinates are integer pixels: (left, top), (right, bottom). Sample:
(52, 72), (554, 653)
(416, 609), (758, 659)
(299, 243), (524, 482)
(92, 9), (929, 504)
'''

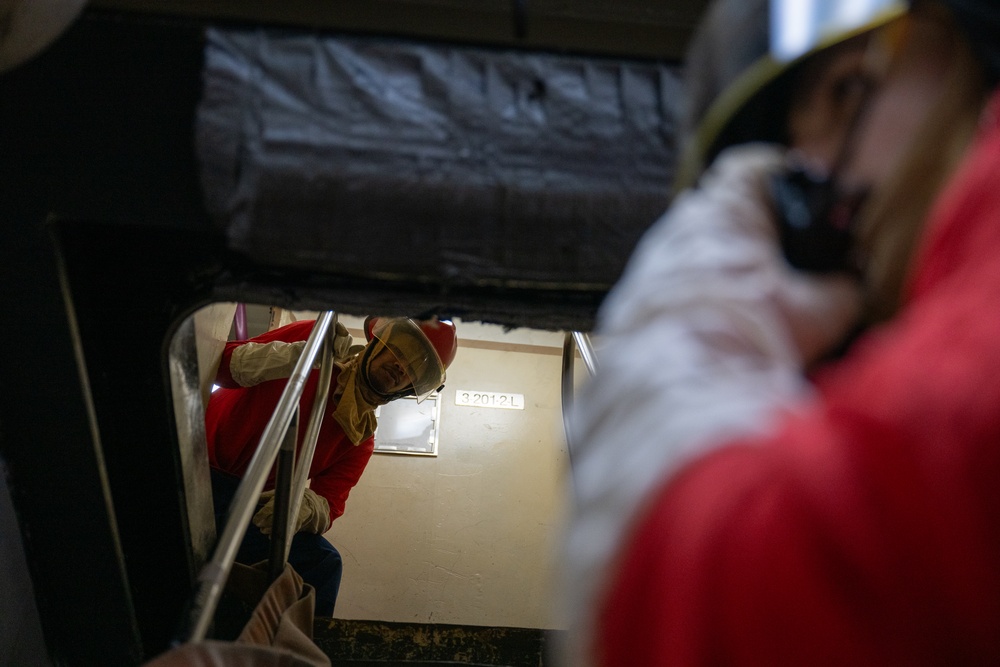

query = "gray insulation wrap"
(197, 28), (683, 290)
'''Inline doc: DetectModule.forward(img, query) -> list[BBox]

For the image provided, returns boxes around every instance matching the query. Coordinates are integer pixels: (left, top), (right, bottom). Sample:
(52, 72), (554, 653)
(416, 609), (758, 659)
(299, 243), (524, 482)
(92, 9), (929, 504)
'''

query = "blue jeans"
(210, 469), (342, 616)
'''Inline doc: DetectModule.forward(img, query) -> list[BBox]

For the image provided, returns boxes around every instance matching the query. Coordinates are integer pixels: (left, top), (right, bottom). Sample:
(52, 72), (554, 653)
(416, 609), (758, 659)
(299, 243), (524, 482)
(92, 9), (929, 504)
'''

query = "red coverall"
(206, 319), (374, 525)
(597, 93), (1000, 664)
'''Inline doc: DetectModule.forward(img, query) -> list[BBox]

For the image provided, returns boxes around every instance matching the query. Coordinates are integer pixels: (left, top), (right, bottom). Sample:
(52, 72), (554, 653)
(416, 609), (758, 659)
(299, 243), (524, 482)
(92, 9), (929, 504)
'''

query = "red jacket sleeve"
(308, 436), (375, 524)
(214, 319), (316, 388)
(600, 407), (1000, 665)
(597, 104), (1000, 666)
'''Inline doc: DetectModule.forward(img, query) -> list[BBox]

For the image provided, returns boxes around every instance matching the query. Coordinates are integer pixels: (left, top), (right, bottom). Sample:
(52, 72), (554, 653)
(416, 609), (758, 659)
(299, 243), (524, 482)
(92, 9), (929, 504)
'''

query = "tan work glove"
(252, 487), (331, 535)
(230, 322), (354, 387)
(331, 322), (354, 360)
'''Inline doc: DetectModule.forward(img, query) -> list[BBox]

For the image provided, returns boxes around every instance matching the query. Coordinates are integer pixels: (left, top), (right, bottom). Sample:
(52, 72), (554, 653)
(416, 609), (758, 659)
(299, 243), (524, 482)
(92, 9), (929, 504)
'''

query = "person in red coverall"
(556, 0), (1000, 665)
(207, 315), (458, 616)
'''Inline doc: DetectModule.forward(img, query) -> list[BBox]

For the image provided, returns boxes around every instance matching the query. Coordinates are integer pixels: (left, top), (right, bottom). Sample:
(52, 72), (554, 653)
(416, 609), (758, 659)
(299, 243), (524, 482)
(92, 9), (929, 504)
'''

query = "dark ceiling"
(88, 0), (712, 61)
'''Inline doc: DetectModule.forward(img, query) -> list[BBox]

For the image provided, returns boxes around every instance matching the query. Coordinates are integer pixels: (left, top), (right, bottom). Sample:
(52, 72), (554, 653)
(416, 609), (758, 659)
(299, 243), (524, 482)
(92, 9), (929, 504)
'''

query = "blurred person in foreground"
(207, 315), (457, 616)
(557, 0), (1000, 664)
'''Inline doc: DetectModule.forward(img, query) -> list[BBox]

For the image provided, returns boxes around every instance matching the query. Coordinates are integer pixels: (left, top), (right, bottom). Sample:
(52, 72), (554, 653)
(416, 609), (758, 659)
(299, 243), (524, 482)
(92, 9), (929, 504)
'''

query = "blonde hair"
(856, 3), (989, 324)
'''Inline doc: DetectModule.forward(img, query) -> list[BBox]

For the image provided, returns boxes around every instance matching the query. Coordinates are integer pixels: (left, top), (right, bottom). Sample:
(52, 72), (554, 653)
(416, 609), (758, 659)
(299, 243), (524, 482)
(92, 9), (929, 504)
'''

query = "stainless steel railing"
(273, 317), (335, 577)
(570, 331), (599, 377)
(180, 310), (338, 643)
(560, 331), (598, 478)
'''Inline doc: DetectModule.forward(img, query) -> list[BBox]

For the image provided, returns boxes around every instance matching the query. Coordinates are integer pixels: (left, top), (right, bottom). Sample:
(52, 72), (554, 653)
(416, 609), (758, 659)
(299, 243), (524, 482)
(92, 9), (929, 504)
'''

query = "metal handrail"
(560, 331), (598, 486)
(282, 324), (335, 564)
(266, 418), (299, 582)
(571, 331), (599, 377)
(182, 311), (337, 643)
(560, 332), (599, 424)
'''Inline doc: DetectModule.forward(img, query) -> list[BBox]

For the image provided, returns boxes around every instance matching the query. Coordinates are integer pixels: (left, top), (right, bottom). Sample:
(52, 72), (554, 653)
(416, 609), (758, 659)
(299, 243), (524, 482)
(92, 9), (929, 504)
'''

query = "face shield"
(369, 318), (447, 403)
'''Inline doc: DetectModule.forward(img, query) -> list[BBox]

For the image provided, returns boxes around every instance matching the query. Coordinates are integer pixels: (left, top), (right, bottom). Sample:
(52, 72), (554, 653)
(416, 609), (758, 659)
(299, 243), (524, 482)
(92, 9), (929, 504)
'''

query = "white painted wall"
(184, 306), (581, 631)
(330, 321), (572, 629)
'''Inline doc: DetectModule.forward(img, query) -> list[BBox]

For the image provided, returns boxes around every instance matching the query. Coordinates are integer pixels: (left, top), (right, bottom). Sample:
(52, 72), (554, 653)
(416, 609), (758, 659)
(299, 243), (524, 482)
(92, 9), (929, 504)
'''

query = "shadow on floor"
(313, 618), (565, 666)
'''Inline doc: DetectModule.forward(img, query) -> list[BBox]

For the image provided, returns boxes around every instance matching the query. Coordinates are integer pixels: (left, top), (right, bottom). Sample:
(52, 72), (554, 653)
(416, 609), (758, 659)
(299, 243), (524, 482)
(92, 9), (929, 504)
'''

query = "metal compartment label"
(455, 390), (525, 410)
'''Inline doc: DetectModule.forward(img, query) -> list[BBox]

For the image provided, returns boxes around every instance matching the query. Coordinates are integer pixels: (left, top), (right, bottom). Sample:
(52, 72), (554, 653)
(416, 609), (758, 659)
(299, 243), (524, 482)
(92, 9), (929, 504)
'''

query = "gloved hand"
(252, 487), (331, 535)
(602, 143), (862, 368)
(230, 322), (354, 387)
(560, 143), (862, 661)
(331, 322), (354, 360)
